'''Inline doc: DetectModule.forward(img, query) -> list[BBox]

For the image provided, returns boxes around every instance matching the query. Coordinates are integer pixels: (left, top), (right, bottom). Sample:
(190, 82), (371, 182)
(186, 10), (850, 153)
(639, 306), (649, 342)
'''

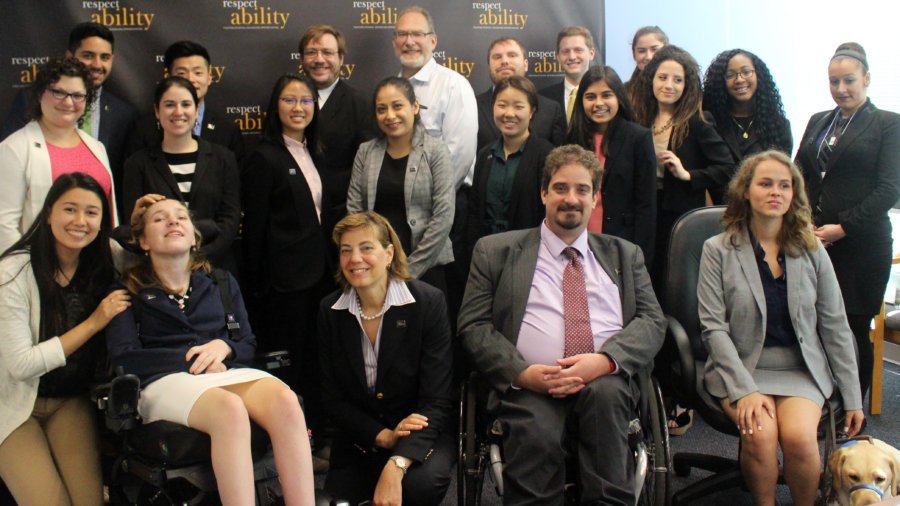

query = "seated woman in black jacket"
(318, 211), (454, 506)
(106, 198), (314, 506)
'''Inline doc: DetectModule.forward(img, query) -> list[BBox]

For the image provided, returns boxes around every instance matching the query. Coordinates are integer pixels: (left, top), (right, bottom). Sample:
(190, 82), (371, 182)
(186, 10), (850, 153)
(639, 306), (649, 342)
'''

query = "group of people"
(0, 6), (896, 506)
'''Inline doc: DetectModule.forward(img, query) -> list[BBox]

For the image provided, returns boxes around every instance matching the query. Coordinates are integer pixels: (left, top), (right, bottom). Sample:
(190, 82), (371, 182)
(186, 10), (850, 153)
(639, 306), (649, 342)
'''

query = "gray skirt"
(751, 344), (825, 407)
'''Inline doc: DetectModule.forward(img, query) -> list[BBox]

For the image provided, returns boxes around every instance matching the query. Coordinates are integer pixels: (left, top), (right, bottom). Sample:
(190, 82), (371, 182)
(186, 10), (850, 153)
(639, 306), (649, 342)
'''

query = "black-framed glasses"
(394, 30), (433, 40)
(46, 87), (88, 103)
(725, 69), (755, 81)
(280, 97), (315, 107)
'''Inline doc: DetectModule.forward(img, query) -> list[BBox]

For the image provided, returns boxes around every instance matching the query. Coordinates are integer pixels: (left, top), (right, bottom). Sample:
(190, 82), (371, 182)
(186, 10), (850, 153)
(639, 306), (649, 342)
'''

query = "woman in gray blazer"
(347, 77), (454, 291)
(697, 150), (864, 506)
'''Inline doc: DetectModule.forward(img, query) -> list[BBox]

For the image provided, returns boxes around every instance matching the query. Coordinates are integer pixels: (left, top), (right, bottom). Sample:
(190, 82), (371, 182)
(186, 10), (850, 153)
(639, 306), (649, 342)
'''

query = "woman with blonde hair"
(698, 150), (863, 506)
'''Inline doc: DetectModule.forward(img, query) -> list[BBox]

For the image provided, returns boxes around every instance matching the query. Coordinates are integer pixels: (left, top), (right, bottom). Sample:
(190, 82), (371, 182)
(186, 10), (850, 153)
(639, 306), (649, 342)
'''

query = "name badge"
(289, 168), (297, 175)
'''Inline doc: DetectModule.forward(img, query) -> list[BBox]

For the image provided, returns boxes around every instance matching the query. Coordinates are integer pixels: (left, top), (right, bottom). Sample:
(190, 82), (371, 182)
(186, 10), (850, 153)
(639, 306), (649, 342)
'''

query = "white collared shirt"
(332, 279), (416, 391)
(401, 57), (478, 188)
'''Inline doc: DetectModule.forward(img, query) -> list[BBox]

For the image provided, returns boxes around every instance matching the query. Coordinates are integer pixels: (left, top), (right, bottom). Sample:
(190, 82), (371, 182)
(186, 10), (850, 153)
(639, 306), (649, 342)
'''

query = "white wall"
(605, 0), (900, 156)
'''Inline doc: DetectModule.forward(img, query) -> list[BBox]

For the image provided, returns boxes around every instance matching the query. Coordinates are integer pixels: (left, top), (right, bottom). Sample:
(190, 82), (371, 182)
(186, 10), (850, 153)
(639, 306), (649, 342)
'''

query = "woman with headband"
(794, 42), (900, 402)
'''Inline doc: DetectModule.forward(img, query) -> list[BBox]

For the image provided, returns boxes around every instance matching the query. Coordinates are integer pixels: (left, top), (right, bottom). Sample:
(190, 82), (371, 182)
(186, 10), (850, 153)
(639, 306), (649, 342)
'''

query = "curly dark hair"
(631, 45), (704, 149)
(703, 49), (791, 154)
(567, 65), (634, 156)
(26, 57), (96, 123)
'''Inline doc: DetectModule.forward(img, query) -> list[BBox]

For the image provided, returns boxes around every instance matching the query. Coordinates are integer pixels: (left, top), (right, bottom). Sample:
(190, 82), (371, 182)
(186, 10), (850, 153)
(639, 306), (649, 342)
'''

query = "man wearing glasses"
(393, 5), (478, 321)
(300, 25), (374, 229)
(1, 22), (137, 207)
(539, 26), (597, 125)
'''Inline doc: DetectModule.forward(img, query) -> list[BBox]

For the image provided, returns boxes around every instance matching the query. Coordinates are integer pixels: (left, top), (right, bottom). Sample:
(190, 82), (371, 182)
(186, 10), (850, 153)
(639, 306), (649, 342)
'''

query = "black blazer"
(126, 99), (245, 161)
(317, 280), (454, 465)
(318, 79), (375, 228)
(794, 100), (900, 314)
(538, 80), (567, 113)
(659, 112), (736, 215)
(713, 114), (792, 163)
(121, 138), (241, 271)
(465, 135), (553, 267)
(596, 120), (658, 263)
(240, 138), (329, 297)
(476, 88), (566, 153)
(1, 87), (137, 207)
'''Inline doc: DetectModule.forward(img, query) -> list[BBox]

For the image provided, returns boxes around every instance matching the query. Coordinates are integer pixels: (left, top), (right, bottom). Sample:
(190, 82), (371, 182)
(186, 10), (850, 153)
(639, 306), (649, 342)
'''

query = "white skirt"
(139, 368), (278, 426)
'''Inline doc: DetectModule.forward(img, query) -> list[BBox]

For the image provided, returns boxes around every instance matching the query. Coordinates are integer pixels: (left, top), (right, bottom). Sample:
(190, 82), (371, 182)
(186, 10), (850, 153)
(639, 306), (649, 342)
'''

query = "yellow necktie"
(566, 87), (578, 124)
(80, 106), (92, 134)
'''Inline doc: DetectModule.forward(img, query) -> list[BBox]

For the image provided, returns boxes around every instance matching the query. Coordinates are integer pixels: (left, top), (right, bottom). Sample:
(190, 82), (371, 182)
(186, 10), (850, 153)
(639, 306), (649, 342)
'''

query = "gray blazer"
(458, 227), (666, 397)
(697, 228), (862, 410)
(347, 128), (454, 278)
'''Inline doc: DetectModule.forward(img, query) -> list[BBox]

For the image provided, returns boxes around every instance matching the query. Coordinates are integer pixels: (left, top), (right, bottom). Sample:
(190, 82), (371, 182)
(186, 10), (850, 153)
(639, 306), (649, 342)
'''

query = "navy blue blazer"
(106, 270), (257, 385)
(317, 280), (454, 464)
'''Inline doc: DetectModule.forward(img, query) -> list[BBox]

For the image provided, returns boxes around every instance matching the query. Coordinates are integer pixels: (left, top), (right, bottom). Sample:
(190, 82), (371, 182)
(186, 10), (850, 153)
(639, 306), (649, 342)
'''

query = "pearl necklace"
(356, 294), (387, 321)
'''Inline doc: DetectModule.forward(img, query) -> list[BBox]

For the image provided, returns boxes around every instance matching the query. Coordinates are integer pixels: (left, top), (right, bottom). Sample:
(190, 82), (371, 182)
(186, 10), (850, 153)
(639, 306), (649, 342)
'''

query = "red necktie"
(563, 247), (594, 357)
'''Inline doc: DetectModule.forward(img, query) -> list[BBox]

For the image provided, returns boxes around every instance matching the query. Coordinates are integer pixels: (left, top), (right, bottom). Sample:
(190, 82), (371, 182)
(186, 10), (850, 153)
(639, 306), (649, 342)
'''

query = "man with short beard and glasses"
(459, 144), (665, 506)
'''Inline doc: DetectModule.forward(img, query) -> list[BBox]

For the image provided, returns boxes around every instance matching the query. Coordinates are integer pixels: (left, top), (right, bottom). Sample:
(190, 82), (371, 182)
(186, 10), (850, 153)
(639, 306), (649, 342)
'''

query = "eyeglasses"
(725, 69), (755, 81)
(280, 97), (315, 107)
(303, 49), (339, 58)
(46, 87), (88, 103)
(394, 31), (433, 40)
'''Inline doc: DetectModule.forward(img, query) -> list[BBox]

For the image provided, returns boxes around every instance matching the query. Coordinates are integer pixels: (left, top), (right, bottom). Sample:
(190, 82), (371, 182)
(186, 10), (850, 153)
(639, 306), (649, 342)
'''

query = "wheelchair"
(93, 352), (293, 506)
(457, 369), (672, 506)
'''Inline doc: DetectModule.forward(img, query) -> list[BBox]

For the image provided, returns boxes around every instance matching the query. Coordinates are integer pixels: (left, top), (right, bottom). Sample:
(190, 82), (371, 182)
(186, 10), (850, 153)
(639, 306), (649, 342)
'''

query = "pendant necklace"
(731, 115), (754, 139)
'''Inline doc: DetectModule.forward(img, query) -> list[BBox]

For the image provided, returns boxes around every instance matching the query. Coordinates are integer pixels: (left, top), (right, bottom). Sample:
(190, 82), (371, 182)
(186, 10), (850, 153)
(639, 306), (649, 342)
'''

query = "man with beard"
(392, 5), (478, 320)
(476, 37), (566, 153)
(539, 26), (597, 126)
(1, 22), (137, 205)
(458, 144), (665, 505)
(299, 25), (373, 228)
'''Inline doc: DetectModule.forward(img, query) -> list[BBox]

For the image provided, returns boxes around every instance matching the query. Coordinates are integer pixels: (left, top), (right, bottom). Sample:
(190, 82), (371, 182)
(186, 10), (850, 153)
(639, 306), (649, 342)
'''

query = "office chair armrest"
(256, 350), (291, 371)
(666, 315), (696, 399)
(93, 373), (142, 433)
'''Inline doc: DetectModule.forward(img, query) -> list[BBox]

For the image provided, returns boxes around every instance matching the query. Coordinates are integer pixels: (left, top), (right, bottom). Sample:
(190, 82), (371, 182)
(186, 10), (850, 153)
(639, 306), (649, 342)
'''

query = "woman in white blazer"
(0, 173), (128, 505)
(697, 150), (864, 506)
(0, 57), (118, 254)
(347, 76), (454, 291)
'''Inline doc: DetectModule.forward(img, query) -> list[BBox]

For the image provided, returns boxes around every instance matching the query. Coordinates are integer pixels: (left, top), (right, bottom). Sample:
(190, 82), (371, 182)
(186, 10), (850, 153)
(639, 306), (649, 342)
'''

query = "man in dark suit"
(1, 22), (137, 203)
(299, 25), (374, 229)
(127, 41), (244, 162)
(476, 37), (566, 153)
(458, 144), (665, 505)
(538, 26), (597, 126)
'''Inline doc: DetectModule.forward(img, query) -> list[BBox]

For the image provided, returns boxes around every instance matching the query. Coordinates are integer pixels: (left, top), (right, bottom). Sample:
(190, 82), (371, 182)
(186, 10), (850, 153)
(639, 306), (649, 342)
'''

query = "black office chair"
(457, 368), (671, 506)
(664, 206), (840, 505)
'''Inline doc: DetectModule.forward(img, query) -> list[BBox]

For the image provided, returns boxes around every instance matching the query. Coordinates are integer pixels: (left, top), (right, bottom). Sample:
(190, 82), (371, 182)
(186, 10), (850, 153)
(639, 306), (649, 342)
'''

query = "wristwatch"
(389, 455), (410, 475)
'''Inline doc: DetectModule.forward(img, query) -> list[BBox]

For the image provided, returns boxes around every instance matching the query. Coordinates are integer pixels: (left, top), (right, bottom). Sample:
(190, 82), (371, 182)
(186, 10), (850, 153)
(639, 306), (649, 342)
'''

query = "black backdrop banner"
(2, 1), (604, 145)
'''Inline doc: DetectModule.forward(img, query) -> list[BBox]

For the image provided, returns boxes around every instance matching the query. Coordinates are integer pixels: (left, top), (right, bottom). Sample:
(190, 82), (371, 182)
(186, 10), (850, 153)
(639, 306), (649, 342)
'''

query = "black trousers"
(847, 313), (875, 401)
(324, 432), (455, 506)
(495, 374), (639, 506)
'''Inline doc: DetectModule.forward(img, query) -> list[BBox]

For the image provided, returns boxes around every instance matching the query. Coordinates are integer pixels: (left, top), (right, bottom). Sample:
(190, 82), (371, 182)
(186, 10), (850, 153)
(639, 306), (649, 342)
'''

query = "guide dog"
(827, 438), (900, 506)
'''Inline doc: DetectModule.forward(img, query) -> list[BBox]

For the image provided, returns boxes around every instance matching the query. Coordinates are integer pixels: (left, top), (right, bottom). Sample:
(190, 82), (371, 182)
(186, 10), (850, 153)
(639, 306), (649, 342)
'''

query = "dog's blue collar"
(850, 484), (884, 498)
(838, 440), (860, 448)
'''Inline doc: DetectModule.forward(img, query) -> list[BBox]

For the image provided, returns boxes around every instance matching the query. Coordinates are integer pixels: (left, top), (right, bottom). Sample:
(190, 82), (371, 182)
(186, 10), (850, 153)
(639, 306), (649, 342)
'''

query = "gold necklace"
(652, 118), (673, 136)
(731, 115), (754, 139)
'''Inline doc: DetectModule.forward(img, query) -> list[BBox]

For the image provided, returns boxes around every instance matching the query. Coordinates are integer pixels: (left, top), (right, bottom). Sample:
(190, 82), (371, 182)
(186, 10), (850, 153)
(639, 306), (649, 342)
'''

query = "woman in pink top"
(0, 57), (118, 253)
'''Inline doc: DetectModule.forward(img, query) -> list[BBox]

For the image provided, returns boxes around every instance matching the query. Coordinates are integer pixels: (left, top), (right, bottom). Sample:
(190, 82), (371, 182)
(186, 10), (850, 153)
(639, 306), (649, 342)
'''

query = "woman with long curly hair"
(632, 45), (735, 288)
(632, 45), (735, 434)
(698, 150), (863, 505)
(703, 49), (792, 162)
